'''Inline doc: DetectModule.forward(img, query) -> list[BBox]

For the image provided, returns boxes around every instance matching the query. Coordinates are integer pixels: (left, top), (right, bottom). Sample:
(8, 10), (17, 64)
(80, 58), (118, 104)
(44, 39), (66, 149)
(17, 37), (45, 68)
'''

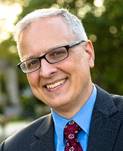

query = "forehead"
(18, 16), (76, 60)
(20, 16), (76, 46)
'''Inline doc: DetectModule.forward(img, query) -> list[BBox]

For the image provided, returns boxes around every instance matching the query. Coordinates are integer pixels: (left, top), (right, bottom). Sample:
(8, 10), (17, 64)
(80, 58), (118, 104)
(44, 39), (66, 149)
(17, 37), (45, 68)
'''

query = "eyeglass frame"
(17, 40), (86, 73)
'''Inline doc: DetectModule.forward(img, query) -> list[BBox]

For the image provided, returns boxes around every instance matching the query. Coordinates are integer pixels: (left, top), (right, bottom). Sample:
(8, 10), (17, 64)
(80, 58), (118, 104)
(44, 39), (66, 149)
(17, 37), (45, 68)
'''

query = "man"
(0, 8), (123, 151)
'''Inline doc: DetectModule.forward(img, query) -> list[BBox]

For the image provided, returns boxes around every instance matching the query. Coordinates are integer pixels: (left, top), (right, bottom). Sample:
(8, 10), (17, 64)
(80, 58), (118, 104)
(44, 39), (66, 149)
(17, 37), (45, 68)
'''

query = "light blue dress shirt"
(51, 85), (97, 151)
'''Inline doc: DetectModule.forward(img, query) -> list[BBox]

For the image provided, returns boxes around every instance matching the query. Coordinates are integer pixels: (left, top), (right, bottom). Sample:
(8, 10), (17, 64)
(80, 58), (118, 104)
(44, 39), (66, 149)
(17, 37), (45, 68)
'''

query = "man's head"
(15, 8), (95, 117)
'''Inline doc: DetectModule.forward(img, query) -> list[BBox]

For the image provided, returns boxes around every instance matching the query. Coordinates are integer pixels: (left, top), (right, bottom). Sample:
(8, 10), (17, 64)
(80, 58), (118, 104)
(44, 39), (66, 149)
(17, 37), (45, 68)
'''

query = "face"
(18, 16), (95, 117)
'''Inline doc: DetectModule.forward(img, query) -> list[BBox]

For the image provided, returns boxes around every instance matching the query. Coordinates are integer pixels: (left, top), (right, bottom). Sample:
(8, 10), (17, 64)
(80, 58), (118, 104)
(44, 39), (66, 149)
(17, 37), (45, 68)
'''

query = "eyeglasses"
(17, 40), (86, 73)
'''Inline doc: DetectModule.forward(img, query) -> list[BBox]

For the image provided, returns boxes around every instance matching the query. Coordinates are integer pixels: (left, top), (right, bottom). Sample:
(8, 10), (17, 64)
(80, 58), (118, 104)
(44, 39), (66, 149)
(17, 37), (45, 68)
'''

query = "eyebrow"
(21, 42), (71, 62)
(21, 55), (39, 62)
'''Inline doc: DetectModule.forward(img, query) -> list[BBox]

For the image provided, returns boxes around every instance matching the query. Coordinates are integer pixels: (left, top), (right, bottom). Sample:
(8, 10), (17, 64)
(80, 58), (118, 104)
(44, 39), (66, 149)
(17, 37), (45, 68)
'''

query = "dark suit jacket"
(0, 86), (123, 151)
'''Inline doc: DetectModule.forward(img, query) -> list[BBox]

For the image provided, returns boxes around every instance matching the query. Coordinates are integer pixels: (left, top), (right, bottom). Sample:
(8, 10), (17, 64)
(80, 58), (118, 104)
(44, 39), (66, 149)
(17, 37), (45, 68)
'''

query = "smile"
(45, 79), (66, 90)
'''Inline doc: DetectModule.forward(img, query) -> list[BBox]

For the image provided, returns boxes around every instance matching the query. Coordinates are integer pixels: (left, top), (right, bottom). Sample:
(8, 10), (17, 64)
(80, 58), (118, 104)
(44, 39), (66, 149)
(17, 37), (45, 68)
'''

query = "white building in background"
(0, 59), (22, 118)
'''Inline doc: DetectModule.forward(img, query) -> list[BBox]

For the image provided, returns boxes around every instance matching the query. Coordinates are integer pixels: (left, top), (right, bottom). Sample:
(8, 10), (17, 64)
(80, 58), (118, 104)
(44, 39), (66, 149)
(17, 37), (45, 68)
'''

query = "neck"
(53, 82), (94, 119)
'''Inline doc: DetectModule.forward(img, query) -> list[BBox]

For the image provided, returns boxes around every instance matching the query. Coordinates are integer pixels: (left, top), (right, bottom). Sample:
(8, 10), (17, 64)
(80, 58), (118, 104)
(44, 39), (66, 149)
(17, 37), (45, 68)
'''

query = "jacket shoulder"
(0, 114), (51, 151)
(112, 94), (123, 111)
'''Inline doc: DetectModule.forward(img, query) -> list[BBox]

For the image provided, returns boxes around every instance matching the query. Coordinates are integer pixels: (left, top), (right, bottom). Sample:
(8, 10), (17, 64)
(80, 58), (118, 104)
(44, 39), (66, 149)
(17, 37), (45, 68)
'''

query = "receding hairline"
(17, 14), (74, 38)
(14, 8), (72, 41)
(14, 8), (88, 42)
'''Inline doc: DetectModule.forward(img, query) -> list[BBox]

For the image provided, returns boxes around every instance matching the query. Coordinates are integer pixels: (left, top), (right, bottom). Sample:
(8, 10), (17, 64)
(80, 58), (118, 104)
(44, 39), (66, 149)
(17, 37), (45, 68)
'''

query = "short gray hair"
(14, 8), (88, 44)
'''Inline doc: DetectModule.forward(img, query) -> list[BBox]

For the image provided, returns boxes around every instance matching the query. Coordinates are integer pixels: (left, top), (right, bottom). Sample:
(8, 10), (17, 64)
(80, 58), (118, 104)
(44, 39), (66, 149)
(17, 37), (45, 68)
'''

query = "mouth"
(44, 79), (67, 91)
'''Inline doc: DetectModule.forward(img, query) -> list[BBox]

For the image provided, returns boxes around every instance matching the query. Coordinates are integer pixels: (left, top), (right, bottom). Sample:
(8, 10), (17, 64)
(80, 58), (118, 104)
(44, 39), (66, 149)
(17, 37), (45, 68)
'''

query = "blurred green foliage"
(0, 0), (123, 119)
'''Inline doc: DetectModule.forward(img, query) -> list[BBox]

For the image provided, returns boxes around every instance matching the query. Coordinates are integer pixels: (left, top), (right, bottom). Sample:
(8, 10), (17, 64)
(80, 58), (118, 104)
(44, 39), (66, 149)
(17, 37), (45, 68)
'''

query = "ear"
(85, 40), (95, 68)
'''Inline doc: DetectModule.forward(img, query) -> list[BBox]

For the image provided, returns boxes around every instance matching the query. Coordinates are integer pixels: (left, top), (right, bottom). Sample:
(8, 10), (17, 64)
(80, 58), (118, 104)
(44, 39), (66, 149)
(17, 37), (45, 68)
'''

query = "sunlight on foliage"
(94, 0), (104, 7)
(0, 3), (22, 43)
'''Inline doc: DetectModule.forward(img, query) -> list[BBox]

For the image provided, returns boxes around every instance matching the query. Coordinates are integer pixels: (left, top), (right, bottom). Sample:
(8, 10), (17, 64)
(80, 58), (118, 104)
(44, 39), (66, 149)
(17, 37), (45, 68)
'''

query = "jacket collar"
(87, 85), (120, 151)
(93, 85), (117, 116)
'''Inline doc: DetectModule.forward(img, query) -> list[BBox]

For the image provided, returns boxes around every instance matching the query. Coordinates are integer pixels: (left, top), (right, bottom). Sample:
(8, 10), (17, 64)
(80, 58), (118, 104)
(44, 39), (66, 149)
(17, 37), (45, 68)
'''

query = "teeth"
(46, 79), (65, 89)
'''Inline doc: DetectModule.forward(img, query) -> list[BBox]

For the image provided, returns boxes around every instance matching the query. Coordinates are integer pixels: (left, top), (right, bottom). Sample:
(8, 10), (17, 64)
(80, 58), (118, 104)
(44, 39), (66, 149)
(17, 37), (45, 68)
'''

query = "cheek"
(27, 72), (39, 87)
(57, 54), (84, 74)
(71, 55), (91, 82)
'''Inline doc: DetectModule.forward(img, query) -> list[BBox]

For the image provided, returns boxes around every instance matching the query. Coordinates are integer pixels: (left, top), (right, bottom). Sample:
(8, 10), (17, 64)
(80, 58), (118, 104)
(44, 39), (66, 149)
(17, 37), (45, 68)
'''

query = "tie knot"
(64, 120), (81, 141)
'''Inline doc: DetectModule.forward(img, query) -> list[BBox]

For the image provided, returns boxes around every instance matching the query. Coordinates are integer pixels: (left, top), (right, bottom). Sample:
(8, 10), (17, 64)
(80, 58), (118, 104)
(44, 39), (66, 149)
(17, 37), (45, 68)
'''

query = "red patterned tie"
(64, 120), (83, 151)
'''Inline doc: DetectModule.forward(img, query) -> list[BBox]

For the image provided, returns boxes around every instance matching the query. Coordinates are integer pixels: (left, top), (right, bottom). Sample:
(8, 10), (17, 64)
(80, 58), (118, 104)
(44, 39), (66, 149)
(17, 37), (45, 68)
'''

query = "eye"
(26, 59), (39, 69)
(48, 47), (67, 59)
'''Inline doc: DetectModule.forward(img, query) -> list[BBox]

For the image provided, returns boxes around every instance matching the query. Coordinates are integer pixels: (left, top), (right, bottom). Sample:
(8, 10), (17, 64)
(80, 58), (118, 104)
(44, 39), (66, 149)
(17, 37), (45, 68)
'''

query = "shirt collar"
(73, 85), (97, 134)
(51, 84), (97, 143)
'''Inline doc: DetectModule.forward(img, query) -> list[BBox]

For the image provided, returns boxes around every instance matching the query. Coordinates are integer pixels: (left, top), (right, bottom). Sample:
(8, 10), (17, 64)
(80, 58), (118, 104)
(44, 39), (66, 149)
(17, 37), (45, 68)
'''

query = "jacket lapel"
(30, 114), (55, 151)
(87, 86), (121, 151)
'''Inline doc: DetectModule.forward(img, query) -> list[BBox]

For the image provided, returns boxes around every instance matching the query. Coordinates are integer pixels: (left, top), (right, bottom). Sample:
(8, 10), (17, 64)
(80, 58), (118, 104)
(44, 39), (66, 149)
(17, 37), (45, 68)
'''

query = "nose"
(39, 59), (57, 78)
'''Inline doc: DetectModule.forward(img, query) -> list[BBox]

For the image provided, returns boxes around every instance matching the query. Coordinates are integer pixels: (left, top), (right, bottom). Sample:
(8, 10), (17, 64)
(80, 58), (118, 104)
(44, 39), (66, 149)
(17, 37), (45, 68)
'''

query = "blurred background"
(0, 0), (123, 142)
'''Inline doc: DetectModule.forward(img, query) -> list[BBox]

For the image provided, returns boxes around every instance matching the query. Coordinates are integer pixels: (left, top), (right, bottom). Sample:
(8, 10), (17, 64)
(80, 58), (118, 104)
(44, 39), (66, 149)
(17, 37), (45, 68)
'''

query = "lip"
(44, 78), (67, 92)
